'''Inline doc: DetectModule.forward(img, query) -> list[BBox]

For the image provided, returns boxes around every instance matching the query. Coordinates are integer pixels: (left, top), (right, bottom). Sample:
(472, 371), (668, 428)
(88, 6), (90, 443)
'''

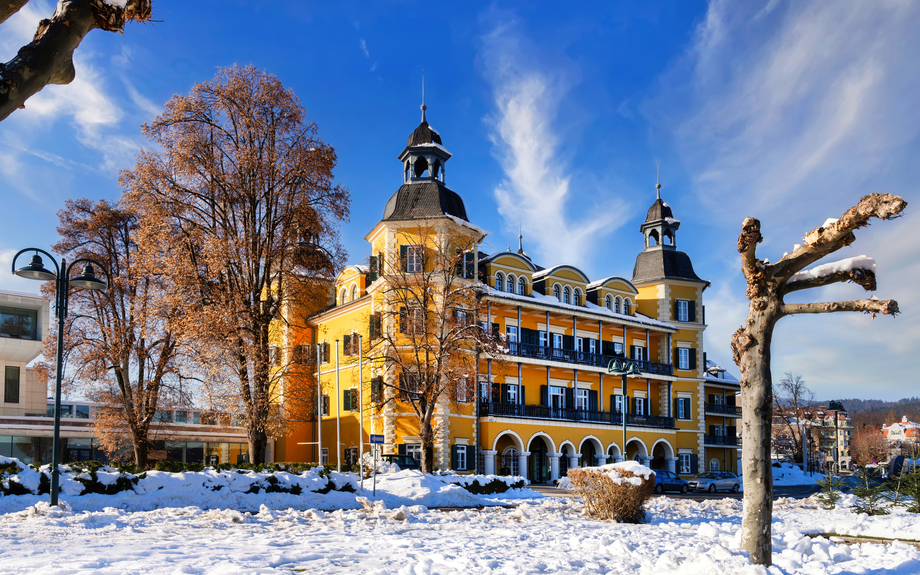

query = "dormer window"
(506, 274), (516, 294)
(496, 273), (504, 292)
(563, 287), (571, 304)
(553, 284), (560, 300)
(574, 288), (583, 307)
(614, 297), (621, 314)
(605, 295), (612, 310)
(517, 277), (525, 296)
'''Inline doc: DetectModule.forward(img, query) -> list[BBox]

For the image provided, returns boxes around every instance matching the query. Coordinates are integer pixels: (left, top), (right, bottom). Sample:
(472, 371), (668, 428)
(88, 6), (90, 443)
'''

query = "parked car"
(380, 454), (421, 470)
(653, 469), (689, 494)
(688, 471), (741, 493)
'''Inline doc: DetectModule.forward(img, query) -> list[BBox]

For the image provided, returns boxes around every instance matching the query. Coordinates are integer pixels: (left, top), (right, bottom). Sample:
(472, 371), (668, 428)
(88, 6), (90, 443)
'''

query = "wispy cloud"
(655, 0), (920, 398)
(480, 19), (627, 269)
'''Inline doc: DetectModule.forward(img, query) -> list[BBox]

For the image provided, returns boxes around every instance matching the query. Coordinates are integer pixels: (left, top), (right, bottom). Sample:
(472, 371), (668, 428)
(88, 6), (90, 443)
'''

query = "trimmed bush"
(567, 462), (655, 523)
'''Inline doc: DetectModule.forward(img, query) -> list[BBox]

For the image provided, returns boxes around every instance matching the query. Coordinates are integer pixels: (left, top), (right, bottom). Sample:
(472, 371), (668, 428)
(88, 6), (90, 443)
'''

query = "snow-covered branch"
(780, 298), (898, 318)
(785, 256), (877, 293)
(773, 194), (907, 281)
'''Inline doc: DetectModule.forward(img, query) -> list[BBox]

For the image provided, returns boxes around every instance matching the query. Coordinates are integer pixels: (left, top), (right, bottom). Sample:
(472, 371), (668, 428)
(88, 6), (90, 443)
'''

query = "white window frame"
(623, 299), (631, 315)
(539, 331), (548, 347)
(677, 397), (691, 419)
(613, 342), (624, 356)
(614, 395), (623, 414)
(406, 245), (424, 273)
(614, 297), (621, 314)
(456, 446), (467, 471)
(677, 300), (689, 322)
(506, 325), (518, 343)
(495, 273), (504, 292)
(588, 339), (596, 354)
(576, 337), (583, 353)
(457, 382), (467, 403)
(709, 458), (720, 472)
(321, 448), (329, 464)
(678, 348), (690, 370)
(563, 287), (571, 304)
(679, 453), (691, 474)
(406, 444), (422, 461)
(576, 389), (588, 410)
(553, 333), (563, 349)
(550, 386), (565, 409)
(574, 288), (582, 306)
(553, 284), (560, 300)
(633, 346), (645, 361)
(606, 295), (612, 310)
(635, 396), (645, 415)
(506, 274), (516, 293)
(517, 277), (525, 295)
(506, 385), (518, 404)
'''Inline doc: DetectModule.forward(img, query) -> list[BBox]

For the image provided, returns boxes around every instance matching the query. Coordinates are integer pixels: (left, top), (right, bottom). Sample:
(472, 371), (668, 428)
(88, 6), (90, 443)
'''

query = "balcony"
(704, 434), (741, 447)
(480, 401), (675, 429)
(505, 341), (673, 376)
(704, 403), (742, 417)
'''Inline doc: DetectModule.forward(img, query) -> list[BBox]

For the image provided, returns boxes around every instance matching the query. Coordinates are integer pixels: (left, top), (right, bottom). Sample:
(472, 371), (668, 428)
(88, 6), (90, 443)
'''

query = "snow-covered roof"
(586, 276), (638, 292)
(704, 359), (740, 384)
(445, 214), (489, 237)
(482, 285), (674, 330)
(532, 264), (590, 282)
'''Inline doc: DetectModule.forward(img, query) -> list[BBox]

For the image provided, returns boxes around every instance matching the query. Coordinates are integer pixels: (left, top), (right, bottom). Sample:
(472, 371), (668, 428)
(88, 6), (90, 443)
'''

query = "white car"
(687, 472), (742, 493)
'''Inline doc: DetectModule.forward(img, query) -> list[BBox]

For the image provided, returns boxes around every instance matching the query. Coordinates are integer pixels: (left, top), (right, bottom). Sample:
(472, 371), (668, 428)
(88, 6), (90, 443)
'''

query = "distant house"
(882, 416), (920, 453)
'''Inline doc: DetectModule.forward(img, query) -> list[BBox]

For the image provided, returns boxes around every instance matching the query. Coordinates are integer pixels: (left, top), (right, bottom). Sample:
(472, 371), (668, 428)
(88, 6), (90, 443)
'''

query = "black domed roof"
(632, 249), (706, 284)
(382, 181), (468, 222)
(407, 121), (442, 147)
(645, 198), (673, 223)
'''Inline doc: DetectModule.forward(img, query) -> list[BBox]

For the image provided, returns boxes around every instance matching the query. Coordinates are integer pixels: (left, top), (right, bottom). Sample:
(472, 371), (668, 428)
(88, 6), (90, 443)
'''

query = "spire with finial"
(420, 72), (427, 123)
(516, 224), (530, 259)
(656, 159), (661, 200)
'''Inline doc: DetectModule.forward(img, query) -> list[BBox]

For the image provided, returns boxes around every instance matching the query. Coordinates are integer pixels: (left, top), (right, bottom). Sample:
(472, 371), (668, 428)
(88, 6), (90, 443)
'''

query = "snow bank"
(773, 462), (825, 486)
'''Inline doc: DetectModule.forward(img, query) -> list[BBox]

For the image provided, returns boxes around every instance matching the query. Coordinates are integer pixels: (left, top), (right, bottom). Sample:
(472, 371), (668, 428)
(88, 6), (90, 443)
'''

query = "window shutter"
(709, 425), (716, 436)
(343, 334), (352, 356)
(322, 342), (330, 363)
(368, 255), (378, 282)
(398, 444), (406, 456)
(491, 323), (500, 338)
(454, 255), (463, 277)
(565, 387), (574, 409)
(707, 394), (714, 404)
(727, 394), (736, 407)
(519, 385), (525, 405)
(501, 384), (510, 404)
(610, 395), (617, 413)
(368, 314), (376, 340)
(673, 398), (679, 418)
(689, 349), (697, 370)
(491, 383), (501, 403)
(466, 446), (476, 470)
(690, 454), (698, 474)
(400, 245), (408, 271)
(451, 445), (459, 470)
(343, 389), (351, 411)
(689, 302), (696, 322)
(563, 335), (574, 350)
(674, 300), (679, 321)
(322, 395), (329, 416)
(588, 390), (598, 411)
(464, 253), (474, 278)
(630, 345), (637, 359)
(420, 246), (427, 272)
(351, 389), (358, 411)
(727, 425), (737, 437)
(399, 307), (408, 333)
(541, 385), (548, 407)
(371, 377), (382, 404)
(602, 341), (614, 356)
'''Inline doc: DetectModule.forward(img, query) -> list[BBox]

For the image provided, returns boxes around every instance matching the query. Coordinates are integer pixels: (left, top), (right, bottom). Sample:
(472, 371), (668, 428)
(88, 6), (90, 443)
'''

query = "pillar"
(482, 450), (497, 475)
(548, 453), (561, 482)
(639, 455), (652, 468)
(666, 456), (678, 474)
(612, 454), (623, 463)
(569, 454), (580, 470)
(596, 455), (609, 466)
(517, 451), (530, 480)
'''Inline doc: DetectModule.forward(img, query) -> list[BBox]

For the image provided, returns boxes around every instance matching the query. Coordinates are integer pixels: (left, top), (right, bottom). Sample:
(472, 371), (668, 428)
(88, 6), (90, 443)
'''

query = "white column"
(596, 455), (609, 466)
(639, 456), (652, 467)
(482, 450), (497, 475)
(548, 453), (561, 482)
(666, 456), (678, 474)
(612, 454), (623, 463)
(517, 451), (530, 480)
(568, 454), (580, 470)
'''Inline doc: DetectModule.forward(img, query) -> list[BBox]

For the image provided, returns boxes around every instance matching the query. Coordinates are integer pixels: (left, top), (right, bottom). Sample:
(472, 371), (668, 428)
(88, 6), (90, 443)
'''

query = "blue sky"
(1, 0), (917, 401)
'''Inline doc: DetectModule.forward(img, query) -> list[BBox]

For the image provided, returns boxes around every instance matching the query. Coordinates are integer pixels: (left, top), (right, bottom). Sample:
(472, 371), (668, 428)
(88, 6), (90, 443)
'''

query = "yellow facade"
(280, 111), (741, 480)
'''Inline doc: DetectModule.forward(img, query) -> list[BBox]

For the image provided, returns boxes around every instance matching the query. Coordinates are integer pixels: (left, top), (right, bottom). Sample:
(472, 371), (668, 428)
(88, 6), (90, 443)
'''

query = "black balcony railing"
(704, 434), (740, 446)
(704, 403), (742, 416)
(481, 401), (675, 428)
(505, 341), (673, 376)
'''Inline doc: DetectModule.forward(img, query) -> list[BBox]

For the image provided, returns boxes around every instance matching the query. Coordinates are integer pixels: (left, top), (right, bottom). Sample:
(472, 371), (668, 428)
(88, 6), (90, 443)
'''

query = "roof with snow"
(407, 121), (442, 147)
(705, 359), (740, 385)
(643, 198), (674, 224)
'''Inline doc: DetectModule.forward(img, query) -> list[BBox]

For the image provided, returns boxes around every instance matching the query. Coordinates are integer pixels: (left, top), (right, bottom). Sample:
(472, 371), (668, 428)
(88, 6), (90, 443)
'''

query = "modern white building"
(0, 289), (50, 417)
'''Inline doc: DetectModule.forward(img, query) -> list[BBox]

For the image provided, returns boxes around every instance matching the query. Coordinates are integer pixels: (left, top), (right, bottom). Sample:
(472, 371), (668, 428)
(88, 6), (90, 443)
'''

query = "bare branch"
(0, 0), (29, 25)
(0, 0), (152, 122)
(785, 267), (876, 294)
(780, 297), (899, 318)
(774, 193), (907, 280)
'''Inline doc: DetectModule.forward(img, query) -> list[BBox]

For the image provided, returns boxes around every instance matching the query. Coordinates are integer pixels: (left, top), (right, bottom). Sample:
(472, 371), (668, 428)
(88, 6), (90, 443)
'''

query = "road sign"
(370, 434), (384, 444)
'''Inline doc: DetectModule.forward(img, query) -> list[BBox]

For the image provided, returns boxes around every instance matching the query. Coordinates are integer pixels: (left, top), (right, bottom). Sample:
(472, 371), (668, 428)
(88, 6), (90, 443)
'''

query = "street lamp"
(608, 357), (642, 463)
(11, 248), (109, 507)
(828, 400), (845, 474)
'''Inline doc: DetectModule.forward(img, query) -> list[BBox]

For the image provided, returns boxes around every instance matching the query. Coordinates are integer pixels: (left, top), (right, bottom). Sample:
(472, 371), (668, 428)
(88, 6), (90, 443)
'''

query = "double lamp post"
(11, 248), (109, 507)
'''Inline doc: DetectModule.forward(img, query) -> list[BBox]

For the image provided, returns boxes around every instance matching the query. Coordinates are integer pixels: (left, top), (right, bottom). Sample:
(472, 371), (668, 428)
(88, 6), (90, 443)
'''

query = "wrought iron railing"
(704, 403), (742, 416)
(703, 434), (740, 446)
(481, 401), (675, 428)
(504, 341), (673, 376)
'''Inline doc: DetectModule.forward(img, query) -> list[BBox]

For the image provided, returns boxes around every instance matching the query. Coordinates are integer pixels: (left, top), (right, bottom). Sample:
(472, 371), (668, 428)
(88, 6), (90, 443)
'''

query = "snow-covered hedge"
(435, 473), (528, 495)
(0, 456), (357, 499)
(566, 461), (656, 523)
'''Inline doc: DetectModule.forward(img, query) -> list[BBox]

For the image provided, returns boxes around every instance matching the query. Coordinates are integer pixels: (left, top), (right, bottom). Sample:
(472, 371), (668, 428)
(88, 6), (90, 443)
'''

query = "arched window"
(506, 274), (516, 293)
(502, 447), (519, 476)
(574, 288), (583, 307)
(663, 231), (673, 246)
(709, 458), (720, 472)
(340, 288), (348, 304)
(517, 277), (525, 296)
(414, 156), (429, 178)
(350, 284), (358, 301)
(623, 299), (631, 315)
(605, 295), (612, 310)
(563, 287), (571, 304)
(614, 297), (621, 314)
(553, 284), (560, 300)
(495, 273), (504, 292)
(649, 230), (659, 246)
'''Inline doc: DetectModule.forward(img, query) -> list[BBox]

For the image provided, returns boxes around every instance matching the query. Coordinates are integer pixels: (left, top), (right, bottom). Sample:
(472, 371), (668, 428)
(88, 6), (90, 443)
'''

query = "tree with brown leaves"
(731, 193), (907, 566)
(370, 222), (501, 473)
(46, 198), (188, 467)
(123, 65), (349, 464)
(0, 0), (152, 122)
(771, 372), (819, 462)
(851, 426), (889, 467)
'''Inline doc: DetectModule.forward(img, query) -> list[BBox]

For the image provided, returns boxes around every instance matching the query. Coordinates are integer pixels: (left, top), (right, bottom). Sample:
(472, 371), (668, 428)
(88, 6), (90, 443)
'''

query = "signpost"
(369, 435), (385, 496)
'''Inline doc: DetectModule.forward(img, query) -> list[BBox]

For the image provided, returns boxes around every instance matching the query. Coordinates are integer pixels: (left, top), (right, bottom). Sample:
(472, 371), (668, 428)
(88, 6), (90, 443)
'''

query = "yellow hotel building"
(280, 107), (741, 482)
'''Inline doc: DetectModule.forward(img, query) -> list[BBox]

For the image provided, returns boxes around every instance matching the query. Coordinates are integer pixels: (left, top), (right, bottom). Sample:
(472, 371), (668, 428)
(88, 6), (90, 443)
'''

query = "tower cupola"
(398, 90), (451, 185)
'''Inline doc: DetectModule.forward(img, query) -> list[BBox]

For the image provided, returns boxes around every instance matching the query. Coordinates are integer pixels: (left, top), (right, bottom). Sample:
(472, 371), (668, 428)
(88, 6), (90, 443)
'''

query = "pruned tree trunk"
(732, 193), (906, 566)
(0, 0), (152, 122)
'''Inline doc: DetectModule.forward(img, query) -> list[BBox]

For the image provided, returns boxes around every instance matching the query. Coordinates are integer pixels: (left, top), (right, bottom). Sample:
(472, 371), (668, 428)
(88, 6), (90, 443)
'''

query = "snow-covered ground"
(2, 472), (920, 573)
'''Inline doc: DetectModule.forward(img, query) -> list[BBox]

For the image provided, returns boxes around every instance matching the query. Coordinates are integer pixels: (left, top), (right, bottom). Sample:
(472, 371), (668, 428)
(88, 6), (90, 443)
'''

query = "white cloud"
(656, 0), (920, 399)
(359, 38), (370, 59)
(480, 19), (628, 270)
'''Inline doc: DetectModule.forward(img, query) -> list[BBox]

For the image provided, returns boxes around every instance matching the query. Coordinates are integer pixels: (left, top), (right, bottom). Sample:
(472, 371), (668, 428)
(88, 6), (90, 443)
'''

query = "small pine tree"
(885, 468), (909, 508)
(900, 465), (920, 514)
(815, 475), (843, 510)
(851, 466), (889, 516)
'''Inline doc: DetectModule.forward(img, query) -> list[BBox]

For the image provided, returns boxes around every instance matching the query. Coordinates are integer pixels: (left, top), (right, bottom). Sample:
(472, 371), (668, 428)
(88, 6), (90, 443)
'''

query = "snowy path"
(1, 496), (919, 574)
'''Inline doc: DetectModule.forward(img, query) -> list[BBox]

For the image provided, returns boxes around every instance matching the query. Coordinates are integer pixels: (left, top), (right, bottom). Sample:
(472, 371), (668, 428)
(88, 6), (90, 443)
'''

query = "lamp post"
(11, 248), (109, 507)
(828, 400), (844, 474)
(608, 357), (641, 462)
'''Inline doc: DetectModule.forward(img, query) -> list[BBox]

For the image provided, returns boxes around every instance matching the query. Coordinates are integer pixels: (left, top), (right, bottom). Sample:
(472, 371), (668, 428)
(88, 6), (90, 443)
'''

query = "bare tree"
(124, 65), (349, 463)
(0, 0), (152, 122)
(44, 198), (189, 467)
(851, 427), (889, 466)
(772, 372), (818, 462)
(370, 222), (501, 473)
(731, 193), (906, 566)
